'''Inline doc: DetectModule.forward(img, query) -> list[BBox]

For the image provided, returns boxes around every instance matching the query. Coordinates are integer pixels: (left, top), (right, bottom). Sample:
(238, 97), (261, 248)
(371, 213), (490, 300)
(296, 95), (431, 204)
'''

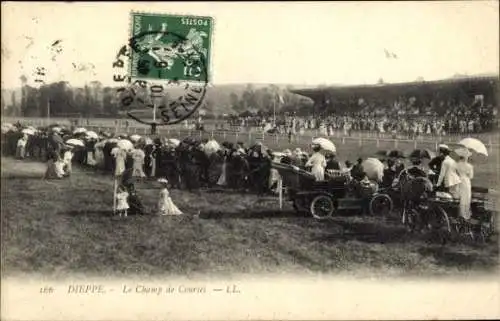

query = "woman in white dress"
(111, 147), (127, 176)
(157, 178), (183, 215)
(305, 144), (326, 181)
(217, 149), (228, 186)
(455, 148), (474, 220)
(131, 148), (146, 178)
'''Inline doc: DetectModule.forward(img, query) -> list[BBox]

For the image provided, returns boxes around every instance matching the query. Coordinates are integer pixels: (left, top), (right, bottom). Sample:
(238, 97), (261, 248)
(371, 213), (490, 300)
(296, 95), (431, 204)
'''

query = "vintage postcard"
(1, 1), (499, 320)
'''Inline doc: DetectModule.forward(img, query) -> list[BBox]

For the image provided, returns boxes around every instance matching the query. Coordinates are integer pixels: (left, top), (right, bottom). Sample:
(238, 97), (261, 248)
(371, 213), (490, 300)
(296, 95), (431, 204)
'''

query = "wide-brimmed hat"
(438, 144), (450, 151)
(455, 148), (472, 158)
(157, 178), (169, 184)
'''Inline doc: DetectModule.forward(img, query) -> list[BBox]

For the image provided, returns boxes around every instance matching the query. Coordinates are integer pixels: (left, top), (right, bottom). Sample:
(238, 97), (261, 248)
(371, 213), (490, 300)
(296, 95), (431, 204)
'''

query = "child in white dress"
(157, 178), (182, 215)
(116, 185), (129, 217)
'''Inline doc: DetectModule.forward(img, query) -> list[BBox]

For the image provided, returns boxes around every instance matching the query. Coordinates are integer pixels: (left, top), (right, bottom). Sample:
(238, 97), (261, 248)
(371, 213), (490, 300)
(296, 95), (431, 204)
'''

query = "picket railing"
(65, 125), (496, 154)
(3, 116), (498, 151)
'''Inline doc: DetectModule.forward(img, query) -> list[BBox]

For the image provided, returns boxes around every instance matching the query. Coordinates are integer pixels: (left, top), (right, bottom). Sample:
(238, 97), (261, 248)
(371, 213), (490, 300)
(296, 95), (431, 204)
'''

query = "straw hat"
(438, 144), (449, 151)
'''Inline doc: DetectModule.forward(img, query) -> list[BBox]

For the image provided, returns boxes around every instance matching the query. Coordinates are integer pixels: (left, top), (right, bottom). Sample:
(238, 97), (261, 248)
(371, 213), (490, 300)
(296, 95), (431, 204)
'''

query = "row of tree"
(2, 81), (314, 118)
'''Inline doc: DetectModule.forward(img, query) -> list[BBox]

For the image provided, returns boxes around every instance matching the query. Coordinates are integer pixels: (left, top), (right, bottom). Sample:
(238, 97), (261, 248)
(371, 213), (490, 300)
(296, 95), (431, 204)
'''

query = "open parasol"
(362, 157), (384, 182)
(85, 131), (99, 139)
(311, 137), (336, 153)
(21, 128), (36, 135)
(167, 138), (181, 147)
(458, 137), (489, 156)
(2, 123), (14, 133)
(73, 127), (87, 134)
(140, 137), (154, 145)
(203, 139), (221, 155)
(65, 138), (85, 147)
(117, 139), (134, 150)
(129, 134), (142, 142)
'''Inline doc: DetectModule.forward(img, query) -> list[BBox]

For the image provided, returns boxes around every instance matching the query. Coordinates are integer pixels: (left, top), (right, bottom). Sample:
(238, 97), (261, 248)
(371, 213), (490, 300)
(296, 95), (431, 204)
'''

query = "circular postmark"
(112, 29), (208, 126)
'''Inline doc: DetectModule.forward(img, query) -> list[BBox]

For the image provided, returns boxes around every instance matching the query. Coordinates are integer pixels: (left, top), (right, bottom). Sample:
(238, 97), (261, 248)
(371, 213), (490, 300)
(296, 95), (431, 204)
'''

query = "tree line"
(2, 81), (314, 119)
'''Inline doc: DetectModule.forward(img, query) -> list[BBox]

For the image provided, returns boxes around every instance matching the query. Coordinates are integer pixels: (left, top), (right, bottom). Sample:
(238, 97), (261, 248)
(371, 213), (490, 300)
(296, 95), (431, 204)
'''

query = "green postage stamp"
(129, 12), (213, 83)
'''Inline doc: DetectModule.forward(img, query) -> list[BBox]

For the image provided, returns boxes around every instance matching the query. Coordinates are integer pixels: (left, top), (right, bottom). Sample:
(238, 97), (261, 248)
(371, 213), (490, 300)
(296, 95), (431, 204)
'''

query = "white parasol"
(51, 126), (62, 133)
(85, 131), (99, 139)
(106, 138), (119, 144)
(203, 139), (221, 155)
(311, 137), (336, 153)
(362, 157), (384, 182)
(167, 138), (180, 147)
(73, 127), (87, 134)
(117, 139), (134, 150)
(458, 137), (488, 156)
(129, 134), (142, 142)
(141, 137), (154, 145)
(1, 123), (14, 133)
(21, 128), (36, 135)
(65, 138), (85, 147)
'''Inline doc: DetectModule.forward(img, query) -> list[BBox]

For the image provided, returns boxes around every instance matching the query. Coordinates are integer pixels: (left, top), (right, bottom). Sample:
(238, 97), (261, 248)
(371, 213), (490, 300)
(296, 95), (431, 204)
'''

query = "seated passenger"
(381, 159), (397, 188)
(406, 158), (427, 179)
(350, 158), (364, 181)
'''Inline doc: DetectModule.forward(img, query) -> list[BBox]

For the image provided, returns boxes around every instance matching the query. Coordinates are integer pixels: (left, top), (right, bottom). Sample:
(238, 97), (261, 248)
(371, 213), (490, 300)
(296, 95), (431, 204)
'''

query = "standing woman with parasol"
(455, 148), (474, 220)
(306, 140), (328, 181)
(455, 137), (489, 220)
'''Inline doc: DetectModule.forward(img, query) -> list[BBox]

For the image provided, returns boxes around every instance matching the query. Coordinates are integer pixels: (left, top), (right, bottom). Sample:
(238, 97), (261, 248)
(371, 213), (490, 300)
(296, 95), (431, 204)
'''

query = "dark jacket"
(428, 155), (445, 174)
(326, 159), (340, 171)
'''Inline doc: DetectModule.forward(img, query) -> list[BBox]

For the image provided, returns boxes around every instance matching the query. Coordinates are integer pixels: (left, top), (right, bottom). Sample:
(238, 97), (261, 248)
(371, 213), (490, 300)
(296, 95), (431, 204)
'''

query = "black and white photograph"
(1, 1), (499, 320)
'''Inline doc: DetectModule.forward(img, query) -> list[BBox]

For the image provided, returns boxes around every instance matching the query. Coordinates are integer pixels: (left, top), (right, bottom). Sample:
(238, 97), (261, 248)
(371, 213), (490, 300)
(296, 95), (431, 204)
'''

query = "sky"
(1, 1), (499, 89)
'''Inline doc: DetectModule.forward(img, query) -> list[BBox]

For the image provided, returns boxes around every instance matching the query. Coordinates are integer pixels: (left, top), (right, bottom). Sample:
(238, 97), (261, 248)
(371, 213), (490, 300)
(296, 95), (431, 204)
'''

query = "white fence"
(2, 116), (498, 152)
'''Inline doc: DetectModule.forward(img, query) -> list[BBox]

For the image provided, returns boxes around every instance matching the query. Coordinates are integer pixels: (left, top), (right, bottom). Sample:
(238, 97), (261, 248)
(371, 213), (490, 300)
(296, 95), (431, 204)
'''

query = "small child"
(157, 178), (182, 215)
(115, 185), (129, 217)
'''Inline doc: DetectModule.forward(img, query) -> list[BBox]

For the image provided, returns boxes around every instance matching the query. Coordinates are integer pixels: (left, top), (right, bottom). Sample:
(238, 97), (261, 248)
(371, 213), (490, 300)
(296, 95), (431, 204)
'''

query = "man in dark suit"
(428, 144), (448, 184)
(326, 154), (340, 171)
(350, 158), (364, 181)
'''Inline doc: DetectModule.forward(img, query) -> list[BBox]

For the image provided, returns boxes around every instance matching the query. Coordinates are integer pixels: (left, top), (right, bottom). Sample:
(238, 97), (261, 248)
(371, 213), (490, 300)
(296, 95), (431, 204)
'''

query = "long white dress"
(131, 149), (146, 178)
(217, 157), (227, 186)
(158, 188), (183, 215)
(306, 152), (326, 181)
(456, 161), (474, 219)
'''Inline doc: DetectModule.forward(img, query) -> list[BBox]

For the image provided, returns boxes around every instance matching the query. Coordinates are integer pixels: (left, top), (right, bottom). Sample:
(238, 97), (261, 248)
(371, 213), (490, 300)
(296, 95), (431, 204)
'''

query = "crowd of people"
(226, 98), (497, 137)
(2, 120), (478, 221)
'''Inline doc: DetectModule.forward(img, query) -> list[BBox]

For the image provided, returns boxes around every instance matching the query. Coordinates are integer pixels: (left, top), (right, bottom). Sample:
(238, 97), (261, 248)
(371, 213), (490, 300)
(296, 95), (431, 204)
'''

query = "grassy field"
(1, 156), (498, 278)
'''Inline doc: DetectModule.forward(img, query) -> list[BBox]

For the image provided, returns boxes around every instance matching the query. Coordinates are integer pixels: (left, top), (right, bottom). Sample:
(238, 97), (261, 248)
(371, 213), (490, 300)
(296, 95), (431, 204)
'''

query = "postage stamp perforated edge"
(127, 10), (215, 85)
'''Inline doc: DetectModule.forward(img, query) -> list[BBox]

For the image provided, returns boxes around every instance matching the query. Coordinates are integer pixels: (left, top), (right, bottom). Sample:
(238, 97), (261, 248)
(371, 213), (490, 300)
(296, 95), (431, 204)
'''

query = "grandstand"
(291, 75), (500, 115)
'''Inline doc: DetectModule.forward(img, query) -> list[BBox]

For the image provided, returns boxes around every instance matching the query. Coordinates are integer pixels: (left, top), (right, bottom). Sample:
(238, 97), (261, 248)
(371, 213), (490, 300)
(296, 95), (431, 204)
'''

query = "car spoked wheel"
(369, 194), (393, 217)
(310, 194), (334, 220)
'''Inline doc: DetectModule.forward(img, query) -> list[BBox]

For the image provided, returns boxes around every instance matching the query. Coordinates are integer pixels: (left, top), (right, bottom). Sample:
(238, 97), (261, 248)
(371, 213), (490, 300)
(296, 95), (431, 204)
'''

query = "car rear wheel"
(310, 194), (335, 220)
